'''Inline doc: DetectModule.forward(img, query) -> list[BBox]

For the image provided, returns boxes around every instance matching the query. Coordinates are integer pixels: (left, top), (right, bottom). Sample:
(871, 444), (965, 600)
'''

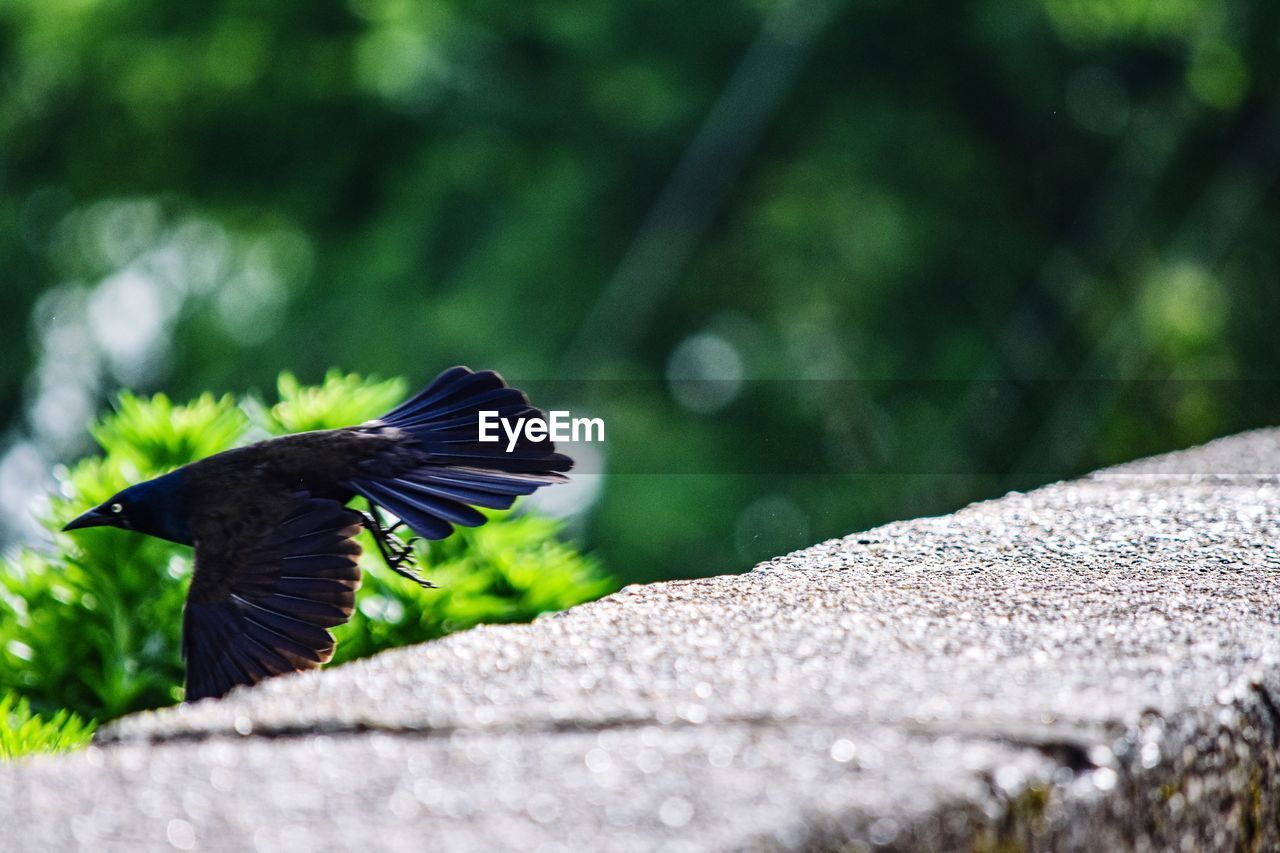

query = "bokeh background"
(1, 0), (1277, 586)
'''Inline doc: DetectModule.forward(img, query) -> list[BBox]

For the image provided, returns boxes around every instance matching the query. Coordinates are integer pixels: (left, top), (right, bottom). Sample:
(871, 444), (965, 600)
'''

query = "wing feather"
(182, 496), (362, 702)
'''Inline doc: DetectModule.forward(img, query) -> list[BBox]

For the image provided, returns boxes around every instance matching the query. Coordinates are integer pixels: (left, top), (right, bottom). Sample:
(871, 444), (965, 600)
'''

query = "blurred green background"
(2, 0), (1278, 586)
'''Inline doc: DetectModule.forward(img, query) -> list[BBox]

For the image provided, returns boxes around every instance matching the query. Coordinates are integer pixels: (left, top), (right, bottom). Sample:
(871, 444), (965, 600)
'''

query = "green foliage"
(0, 372), (612, 726)
(4, 393), (246, 719)
(262, 371), (407, 434)
(90, 392), (249, 474)
(0, 693), (94, 760)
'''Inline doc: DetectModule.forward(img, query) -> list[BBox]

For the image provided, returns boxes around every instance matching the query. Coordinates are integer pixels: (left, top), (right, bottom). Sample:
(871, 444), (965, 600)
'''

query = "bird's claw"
(362, 506), (436, 589)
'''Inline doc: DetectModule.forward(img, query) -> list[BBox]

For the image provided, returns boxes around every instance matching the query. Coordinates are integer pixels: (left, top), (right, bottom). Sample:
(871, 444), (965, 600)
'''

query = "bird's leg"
(362, 503), (435, 589)
(361, 509), (398, 564)
(362, 504), (419, 563)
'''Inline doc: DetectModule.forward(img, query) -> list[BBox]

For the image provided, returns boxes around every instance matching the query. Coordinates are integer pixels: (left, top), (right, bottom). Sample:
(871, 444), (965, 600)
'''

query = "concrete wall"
(3, 428), (1279, 850)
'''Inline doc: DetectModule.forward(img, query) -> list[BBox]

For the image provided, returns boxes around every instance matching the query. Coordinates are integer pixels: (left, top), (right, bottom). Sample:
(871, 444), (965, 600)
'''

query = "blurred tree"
(1, 0), (1277, 585)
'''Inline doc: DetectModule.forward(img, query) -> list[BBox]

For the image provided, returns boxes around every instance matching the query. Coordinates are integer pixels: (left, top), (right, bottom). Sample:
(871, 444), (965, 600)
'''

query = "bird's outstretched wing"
(182, 496), (362, 702)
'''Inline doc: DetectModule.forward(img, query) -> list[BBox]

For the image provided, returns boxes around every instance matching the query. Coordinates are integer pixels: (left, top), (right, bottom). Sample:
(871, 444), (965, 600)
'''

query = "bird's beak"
(62, 505), (115, 532)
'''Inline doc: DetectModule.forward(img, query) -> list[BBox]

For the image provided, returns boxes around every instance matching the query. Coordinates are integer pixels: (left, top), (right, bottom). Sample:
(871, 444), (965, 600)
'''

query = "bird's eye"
(110, 503), (123, 514)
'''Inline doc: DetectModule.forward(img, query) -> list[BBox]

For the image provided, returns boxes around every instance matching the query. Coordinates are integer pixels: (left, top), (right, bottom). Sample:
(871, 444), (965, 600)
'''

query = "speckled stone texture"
(4, 428), (1280, 851)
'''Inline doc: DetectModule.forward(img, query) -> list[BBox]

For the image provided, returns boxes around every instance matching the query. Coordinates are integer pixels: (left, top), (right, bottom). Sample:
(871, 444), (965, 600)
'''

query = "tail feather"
(410, 387), (526, 421)
(378, 369), (510, 429)
(358, 479), (486, 530)
(426, 466), (566, 492)
(379, 470), (531, 509)
(349, 366), (572, 542)
(375, 475), (516, 511)
(374, 367), (571, 467)
(383, 405), (526, 437)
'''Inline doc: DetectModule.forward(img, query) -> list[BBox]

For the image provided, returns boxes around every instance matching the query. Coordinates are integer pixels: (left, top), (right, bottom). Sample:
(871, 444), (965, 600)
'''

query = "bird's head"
(62, 470), (193, 545)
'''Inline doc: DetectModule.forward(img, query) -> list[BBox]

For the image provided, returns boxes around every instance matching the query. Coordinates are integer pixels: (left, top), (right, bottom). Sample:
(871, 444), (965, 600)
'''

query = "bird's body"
(64, 367), (571, 702)
(176, 427), (406, 543)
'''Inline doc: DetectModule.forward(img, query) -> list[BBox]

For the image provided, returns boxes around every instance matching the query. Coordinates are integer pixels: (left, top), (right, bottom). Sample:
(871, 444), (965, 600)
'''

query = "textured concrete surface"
(3, 428), (1280, 850)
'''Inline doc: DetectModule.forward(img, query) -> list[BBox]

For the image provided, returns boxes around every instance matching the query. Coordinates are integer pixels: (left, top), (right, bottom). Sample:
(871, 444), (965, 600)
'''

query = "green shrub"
(0, 693), (94, 760)
(0, 371), (613, 726)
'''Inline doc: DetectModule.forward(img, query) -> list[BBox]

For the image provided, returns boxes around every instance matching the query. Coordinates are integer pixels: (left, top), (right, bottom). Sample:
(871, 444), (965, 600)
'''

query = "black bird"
(62, 367), (571, 702)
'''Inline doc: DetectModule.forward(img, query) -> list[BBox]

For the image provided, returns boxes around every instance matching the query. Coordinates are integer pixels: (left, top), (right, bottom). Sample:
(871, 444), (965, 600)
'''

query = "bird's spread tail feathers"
(346, 366), (571, 542)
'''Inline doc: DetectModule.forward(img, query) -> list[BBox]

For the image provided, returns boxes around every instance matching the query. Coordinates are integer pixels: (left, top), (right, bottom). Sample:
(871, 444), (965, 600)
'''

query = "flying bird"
(62, 367), (571, 702)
